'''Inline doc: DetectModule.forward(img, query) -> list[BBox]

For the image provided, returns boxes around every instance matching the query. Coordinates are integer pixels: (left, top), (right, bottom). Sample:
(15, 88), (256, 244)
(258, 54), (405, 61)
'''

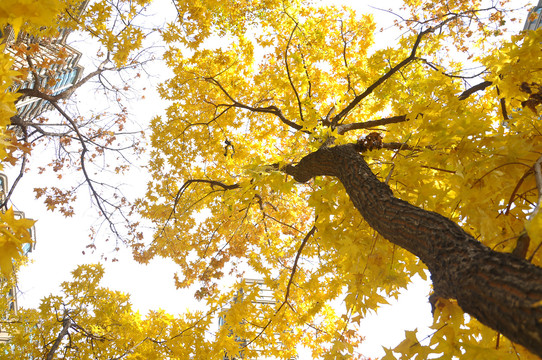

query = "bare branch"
(499, 97), (510, 120)
(24, 55), (40, 91)
(48, 101), (120, 236)
(505, 169), (534, 215)
(511, 155), (542, 261)
(495, 86), (510, 121)
(53, 65), (108, 101)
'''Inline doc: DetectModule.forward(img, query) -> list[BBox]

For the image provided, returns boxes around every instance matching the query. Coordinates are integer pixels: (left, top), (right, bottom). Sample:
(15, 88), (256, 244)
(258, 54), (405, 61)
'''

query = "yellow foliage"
(1, 264), (211, 359)
(0, 0), (65, 279)
(2, 0), (541, 358)
(139, 1), (542, 358)
(0, 207), (35, 276)
(527, 212), (542, 245)
(0, 0), (61, 34)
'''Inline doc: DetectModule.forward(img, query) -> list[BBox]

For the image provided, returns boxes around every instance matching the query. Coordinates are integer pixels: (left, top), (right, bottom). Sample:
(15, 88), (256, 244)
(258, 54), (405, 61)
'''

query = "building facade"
(1, 0), (89, 121)
(220, 279), (297, 360)
(3, 27), (84, 121)
(524, 0), (542, 30)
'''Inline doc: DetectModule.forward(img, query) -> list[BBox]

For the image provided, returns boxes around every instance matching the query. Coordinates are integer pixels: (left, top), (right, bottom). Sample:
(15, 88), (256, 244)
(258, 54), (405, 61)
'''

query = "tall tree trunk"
(283, 143), (542, 356)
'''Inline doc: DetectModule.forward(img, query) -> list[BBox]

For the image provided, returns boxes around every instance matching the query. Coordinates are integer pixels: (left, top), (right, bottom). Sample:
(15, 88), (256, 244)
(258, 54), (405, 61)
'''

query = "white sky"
(8, 0), (531, 358)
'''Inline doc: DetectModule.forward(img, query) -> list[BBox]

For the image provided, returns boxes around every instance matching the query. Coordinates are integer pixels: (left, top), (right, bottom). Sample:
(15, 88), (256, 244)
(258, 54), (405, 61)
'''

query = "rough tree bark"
(46, 313), (72, 360)
(283, 143), (542, 357)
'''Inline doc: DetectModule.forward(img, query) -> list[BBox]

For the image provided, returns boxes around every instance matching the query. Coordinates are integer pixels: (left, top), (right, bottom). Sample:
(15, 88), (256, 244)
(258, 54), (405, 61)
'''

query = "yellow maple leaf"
(526, 212), (542, 245)
(0, 207), (35, 276)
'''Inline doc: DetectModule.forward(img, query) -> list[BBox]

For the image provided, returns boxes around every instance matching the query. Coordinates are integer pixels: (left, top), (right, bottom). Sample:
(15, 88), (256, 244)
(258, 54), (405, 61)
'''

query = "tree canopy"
(3, 0), (542, 359)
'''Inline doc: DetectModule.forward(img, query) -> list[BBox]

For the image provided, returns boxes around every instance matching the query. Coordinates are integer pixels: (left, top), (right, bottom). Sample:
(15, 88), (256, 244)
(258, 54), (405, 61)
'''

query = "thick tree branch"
(46, 314), (72, 360)
(16, 88), (56, 103)
(53, 66), (107, 101)
(458, 80), (492, 100)
(15, 60), (114, 105)
(334, 115), (408, 134)
(282, 144), (542, 356)
(325, 77), (493, 138)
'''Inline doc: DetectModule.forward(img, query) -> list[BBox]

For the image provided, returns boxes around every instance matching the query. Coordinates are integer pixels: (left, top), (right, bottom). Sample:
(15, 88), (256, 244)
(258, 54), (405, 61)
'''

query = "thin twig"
(243, 223), (317, 348)
(284, 24), (305, 122)
(49, 101), (118, 235)
(330, 16), (458, 126)
(205, 77), (305, 132)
